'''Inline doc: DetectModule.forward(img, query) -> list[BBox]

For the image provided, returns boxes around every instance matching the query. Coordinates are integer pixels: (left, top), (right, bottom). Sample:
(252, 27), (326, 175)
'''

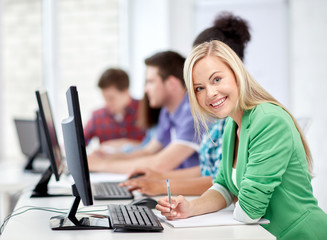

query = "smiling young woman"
(156, 40), (327, 240)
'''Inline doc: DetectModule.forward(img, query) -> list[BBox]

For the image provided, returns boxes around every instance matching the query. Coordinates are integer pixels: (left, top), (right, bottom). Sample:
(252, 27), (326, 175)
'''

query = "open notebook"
(155, 209), (269, 228)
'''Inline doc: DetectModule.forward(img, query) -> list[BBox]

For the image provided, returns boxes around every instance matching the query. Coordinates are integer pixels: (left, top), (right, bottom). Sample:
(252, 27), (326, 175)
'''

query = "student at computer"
(121, 12), (251, 195)
(99, 94), (161, 153)
(88, 51), (202, 173)
(83, 68), (145, 145)
(156, 40), (327, 239)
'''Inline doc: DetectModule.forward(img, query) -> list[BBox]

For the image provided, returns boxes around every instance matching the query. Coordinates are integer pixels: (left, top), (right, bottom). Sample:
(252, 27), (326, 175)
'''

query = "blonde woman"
(156, 40), (327, 240)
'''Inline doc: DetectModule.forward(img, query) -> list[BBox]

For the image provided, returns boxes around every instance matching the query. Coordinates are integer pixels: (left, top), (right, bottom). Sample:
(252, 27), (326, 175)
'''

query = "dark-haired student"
(83, 68), (145, 145)
(99, 94), (161, 153)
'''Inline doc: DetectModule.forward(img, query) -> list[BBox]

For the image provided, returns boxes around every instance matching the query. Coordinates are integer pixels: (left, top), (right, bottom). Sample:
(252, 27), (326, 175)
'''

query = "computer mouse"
(130, 198), (158, 209)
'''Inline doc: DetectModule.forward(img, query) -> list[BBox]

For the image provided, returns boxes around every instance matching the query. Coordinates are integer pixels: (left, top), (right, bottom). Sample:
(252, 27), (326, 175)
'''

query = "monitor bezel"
(35, 90), (64, 181)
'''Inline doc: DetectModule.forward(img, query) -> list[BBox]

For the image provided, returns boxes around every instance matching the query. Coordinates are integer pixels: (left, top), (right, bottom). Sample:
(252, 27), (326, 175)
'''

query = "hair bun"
(213, 11), (251, 46)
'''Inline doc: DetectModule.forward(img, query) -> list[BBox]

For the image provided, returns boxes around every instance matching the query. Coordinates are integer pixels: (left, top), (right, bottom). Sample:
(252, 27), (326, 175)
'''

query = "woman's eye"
(195, 87), (203, 92)
(213, 77), (221, 83)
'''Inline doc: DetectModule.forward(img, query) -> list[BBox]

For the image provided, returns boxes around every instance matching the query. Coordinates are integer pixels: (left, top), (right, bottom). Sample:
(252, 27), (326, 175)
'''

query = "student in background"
(100, 94), (161, 153)
(83, 68), (145, 145)
(88, 51), (202, 173)
(121, 12), (250, 196)
(156, 40), (327, 239)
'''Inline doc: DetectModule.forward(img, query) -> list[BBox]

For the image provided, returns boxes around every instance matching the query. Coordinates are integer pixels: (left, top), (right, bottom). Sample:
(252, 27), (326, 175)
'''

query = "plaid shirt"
(200, 118), (226, 179)
(83, 99), (145, 144)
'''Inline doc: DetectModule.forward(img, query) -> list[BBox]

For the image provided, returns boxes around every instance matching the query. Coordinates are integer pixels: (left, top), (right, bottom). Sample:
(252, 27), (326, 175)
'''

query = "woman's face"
(192, 55), (240, 120)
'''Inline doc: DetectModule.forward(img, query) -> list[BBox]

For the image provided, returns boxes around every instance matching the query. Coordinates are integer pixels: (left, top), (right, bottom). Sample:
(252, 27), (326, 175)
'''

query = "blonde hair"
(184, 40), (313, 174)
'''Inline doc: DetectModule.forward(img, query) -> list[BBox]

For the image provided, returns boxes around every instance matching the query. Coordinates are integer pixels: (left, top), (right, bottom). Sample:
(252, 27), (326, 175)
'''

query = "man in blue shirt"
(88, 51), (202, 173)
(155, 93), (200, 169)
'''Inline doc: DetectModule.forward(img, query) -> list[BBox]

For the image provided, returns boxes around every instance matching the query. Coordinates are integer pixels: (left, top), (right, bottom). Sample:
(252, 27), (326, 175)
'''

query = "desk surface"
(1, 173), (276, 240)
(0, 160), (42, 224)
(0, 160), (40, 192)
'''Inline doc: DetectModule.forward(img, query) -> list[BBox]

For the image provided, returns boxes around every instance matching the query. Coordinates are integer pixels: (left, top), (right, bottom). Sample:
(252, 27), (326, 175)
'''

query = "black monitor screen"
(61, 86), (93, 206)
(14, 116), (47, 172)
(36, 91), (64, 180)
(14, 119), (40, 157)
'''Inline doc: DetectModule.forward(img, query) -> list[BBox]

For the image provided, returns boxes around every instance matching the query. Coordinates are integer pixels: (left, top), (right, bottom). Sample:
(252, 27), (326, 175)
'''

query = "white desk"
(0, 160), (41, 224)
(1, 181), (276, 240)
(0, 158), (71, 224)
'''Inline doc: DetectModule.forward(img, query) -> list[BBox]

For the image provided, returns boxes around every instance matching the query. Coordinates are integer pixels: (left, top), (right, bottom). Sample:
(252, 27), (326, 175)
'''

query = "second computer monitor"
(32, 90), (67, 198)
(36, 91), (64, 180)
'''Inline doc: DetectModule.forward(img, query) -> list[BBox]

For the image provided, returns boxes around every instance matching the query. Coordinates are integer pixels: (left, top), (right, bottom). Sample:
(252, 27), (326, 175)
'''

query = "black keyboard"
(92, 182), (133, 200)
(108, 204), (164, 232)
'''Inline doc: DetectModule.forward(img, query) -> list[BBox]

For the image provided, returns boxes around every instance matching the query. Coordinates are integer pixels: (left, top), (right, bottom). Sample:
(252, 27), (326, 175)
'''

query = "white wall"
(126, 0), (170, 99)
(168, 0), (196, 56)
(289, 0), (327, 212)
(1, 0), (43, 162)
(0, 0), (3, 160)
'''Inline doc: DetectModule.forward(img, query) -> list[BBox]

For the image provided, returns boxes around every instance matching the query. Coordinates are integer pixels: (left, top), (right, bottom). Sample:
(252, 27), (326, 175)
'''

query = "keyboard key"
(140, 210), (152, 226)
(120, 205), (132, 225)
(134, 211), (145, 226)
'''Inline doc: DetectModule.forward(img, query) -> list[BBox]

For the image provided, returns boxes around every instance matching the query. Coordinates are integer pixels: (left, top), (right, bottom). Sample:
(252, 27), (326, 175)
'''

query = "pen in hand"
(166, 179), (172, 215)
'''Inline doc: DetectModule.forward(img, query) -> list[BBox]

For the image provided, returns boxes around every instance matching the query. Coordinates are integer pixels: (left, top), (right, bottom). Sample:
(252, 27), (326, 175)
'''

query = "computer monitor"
(14, 113), (47, 172)
(31, 90), (67, 198)
(50, 86), (110, 230)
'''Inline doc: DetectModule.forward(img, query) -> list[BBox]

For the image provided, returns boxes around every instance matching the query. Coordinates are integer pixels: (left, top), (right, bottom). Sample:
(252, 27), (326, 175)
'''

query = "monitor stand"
(24, 145), (44, 173)
(30, 166), (71, 198)
(50, 185), (112, 230)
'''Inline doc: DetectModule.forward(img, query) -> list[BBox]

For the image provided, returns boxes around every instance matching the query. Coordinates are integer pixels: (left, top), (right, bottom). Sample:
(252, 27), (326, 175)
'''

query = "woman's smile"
(210, 96), (227, 109)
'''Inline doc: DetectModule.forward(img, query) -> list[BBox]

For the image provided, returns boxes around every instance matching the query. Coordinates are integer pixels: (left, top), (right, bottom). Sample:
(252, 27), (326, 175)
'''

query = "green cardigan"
(214, 103), (327, 240)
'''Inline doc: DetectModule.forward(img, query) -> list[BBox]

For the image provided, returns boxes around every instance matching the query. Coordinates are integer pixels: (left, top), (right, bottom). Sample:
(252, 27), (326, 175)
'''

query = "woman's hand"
(120, 178), (166, 196)
(156, 195), (191, 220)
